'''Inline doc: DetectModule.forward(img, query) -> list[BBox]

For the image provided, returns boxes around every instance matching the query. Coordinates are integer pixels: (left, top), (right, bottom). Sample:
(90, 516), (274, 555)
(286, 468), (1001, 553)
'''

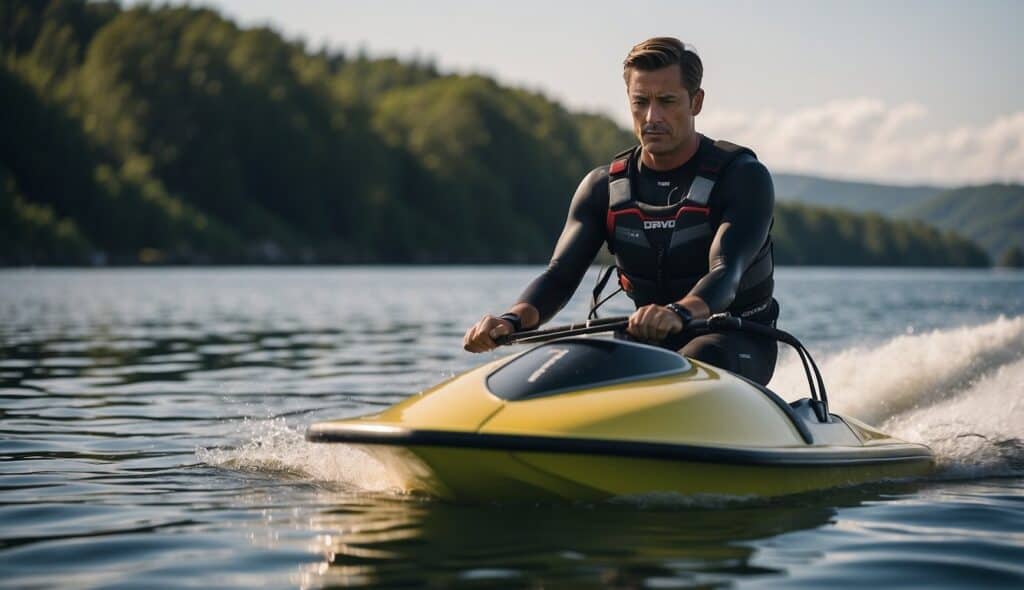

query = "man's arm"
(517, 168), (609, 325)
(463, 168), (608, 352)
(686, 155), (774, 314)
(627, 156), (774, 342)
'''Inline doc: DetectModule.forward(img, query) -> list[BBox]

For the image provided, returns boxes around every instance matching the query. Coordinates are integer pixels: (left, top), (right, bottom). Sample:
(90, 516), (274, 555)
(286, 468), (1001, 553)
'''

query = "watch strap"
(665, 303), (692, 326)
(498, 312), (523, 332)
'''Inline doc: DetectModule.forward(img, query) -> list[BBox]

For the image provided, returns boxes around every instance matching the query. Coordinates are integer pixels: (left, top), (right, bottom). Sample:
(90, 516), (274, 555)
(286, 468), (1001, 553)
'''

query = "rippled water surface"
(2, 267), (1023, 588)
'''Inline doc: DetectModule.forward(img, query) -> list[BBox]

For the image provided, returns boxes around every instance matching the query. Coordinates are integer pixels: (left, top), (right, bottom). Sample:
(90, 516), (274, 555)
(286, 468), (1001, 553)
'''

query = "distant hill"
(773, 173), (940, 214)
(772, 172), (1022, 259)
(897, 184), (1024, 260)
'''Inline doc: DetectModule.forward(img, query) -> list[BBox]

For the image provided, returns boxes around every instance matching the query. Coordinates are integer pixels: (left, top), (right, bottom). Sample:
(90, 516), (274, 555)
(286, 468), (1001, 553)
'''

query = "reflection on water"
(1, 267), (1023, 588)
(300, 492), (835, 588)
(289, 478), (1024, 589)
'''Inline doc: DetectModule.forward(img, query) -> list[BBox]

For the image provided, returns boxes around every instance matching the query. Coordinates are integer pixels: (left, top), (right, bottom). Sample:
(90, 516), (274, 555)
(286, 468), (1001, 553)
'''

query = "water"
(1, 267), (1023, 589)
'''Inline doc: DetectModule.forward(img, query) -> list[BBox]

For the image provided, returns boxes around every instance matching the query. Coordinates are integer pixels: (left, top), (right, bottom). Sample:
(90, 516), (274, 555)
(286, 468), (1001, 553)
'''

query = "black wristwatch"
(665, 303), (692, 327)
(498, 312), (523, 332)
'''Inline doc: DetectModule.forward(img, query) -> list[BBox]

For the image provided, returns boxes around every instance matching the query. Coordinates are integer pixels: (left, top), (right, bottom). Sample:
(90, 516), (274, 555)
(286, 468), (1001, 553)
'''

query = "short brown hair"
(623, 37), (703, 97)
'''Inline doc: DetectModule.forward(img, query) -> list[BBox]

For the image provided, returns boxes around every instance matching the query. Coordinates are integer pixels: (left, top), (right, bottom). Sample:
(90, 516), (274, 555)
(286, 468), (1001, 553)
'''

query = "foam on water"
(770, 315), (1024, 477)
(197, 417), (400, 492)
(884, 358), (1024, 478)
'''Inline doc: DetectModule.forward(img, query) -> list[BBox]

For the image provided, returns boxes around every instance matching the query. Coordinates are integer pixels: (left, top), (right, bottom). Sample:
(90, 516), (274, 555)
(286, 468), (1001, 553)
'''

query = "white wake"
(770, 315), (1024, 477)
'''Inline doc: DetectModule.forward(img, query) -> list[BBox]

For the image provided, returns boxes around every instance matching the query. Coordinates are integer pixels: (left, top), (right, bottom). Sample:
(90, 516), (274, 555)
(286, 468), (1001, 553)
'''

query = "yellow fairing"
(371, 447), (934, 502)
(330, 358), (806, 447)
(354, 356), (511, 432)
(479, 361), (804, 447)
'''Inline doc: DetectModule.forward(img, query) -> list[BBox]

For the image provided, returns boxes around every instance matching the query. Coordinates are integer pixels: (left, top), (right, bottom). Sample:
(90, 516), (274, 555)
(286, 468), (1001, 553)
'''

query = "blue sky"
(129, 0), (1023, 185)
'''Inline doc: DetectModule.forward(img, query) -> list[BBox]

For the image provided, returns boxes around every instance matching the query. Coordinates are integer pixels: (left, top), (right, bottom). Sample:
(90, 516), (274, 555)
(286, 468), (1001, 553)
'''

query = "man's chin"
(641, 137), (676, 154)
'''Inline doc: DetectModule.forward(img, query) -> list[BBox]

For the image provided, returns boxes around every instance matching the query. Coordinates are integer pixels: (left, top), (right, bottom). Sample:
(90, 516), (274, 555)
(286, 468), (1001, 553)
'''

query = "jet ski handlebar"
(497, 314), (771, 345)
(498, 316), (631, 345)
(498, 313), (832, 423)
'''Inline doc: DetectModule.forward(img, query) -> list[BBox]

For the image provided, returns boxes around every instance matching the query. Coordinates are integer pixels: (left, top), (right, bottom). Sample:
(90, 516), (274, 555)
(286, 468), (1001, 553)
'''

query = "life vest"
(605, 139), (776, 320)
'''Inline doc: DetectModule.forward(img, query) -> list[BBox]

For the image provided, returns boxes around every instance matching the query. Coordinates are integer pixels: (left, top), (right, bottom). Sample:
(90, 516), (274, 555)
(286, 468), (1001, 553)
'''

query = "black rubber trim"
(306, 426), (933, 467)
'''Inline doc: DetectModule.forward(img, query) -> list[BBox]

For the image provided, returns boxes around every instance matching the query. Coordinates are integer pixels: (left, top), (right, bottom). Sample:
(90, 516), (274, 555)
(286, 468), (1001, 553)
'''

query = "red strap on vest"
(609, 158), (628, 175)
(618, 273), (634, 294)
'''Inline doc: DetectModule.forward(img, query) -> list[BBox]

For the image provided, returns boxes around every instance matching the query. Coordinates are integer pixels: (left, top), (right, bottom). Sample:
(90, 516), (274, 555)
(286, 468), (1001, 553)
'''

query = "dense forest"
(898, 184), (1024, 263)
(0, 1), (990, 267)
(772, 173), (1023, 262)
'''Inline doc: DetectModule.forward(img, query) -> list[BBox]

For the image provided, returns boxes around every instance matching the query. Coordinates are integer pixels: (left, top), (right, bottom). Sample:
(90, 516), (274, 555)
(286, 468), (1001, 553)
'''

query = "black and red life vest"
(605, 139), (776, 319)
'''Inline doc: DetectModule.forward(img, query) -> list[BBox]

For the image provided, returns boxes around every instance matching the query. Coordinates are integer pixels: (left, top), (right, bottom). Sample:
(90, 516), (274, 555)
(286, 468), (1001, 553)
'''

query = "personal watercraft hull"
(307, 337), (933, 501)
(309, 428), (933, 502)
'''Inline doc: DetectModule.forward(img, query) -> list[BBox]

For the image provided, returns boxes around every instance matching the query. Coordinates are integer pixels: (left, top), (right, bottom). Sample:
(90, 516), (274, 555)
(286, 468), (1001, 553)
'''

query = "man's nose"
(645, 102), (664, 124)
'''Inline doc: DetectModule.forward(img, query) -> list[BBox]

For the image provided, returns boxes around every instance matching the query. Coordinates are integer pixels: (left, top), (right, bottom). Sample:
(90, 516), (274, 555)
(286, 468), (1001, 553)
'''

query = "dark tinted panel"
(486, 338), (689, 401)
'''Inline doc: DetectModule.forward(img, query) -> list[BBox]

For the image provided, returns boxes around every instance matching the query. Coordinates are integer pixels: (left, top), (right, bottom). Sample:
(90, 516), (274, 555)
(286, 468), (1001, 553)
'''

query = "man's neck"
(640, 133), (701, 171)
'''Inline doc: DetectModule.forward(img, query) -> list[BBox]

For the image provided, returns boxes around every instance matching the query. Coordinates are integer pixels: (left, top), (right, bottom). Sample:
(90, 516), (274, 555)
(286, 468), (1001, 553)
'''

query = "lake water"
(1, 267), (1023, 588)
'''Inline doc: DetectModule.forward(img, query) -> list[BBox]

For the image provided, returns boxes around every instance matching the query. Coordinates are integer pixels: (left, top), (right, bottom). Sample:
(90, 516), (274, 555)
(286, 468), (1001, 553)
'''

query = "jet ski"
(307, 315), (933, 501)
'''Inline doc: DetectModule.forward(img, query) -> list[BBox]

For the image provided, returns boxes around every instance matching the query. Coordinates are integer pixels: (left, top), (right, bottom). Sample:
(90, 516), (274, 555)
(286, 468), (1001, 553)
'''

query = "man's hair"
(623, 37), (702, 97)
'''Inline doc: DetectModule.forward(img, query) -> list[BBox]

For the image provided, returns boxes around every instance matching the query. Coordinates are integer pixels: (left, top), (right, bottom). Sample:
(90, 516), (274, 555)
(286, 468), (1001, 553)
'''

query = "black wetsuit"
(518, 135), (779, 384)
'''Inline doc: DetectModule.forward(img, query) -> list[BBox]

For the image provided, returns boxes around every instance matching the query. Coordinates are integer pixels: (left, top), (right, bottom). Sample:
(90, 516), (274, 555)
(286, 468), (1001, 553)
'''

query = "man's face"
(626, 66), (703, 156)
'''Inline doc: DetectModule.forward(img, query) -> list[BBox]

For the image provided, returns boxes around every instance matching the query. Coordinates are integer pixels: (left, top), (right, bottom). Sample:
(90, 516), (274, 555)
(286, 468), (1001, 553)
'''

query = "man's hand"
(463, 316), (515, 353)
(627, 304), (686, 343)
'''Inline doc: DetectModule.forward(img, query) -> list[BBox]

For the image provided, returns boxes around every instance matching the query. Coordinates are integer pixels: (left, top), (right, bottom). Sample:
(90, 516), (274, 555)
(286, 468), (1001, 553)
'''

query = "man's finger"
(489, 322), (511, 339)
(641, 306), (658, 340)
(627, 309), (643, 338)
(653, 312), (670, 339)
(657, 316), (674, 340)
(466, 322), (487, 353)
(477, 328), (495, 350)
(463, 324), (480, 350)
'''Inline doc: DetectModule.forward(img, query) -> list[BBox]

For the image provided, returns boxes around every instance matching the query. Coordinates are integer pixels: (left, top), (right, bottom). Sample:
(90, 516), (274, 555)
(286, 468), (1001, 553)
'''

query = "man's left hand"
(627, 304), (685, 343)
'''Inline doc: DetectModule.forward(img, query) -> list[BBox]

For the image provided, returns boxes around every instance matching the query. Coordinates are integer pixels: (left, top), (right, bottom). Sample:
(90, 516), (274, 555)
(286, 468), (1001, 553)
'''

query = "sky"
(129, 0), (1024, 186)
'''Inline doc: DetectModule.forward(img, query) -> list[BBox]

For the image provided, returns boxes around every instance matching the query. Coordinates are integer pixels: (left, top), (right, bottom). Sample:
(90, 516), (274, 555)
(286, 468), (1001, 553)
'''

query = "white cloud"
(699, 99), (1024, 185)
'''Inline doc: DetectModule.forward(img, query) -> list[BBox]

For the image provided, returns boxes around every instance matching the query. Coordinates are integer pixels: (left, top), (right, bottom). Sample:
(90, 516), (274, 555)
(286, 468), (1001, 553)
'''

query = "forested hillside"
(772, 172), (1022, 261)
(0, 1), (990, 267)
(898, 184), (1024, 262)
(772, 203), (987, 267)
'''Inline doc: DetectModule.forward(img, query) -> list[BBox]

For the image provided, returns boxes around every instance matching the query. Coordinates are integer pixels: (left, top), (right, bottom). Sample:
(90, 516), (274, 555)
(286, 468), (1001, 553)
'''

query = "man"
(463, 37), (779, 385)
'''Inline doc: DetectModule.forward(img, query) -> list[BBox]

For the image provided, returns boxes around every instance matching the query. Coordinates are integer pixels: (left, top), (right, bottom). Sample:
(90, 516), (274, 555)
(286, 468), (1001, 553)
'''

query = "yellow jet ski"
(307, 316), (933, 501)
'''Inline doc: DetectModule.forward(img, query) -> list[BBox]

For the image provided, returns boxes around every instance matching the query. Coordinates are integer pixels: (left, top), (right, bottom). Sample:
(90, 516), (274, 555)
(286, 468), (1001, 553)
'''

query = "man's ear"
(691, 88), (705, 115)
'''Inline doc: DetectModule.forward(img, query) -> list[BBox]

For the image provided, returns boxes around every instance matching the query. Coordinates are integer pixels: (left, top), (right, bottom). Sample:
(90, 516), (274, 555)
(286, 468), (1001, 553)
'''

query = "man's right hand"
(463, 316), (515, 353)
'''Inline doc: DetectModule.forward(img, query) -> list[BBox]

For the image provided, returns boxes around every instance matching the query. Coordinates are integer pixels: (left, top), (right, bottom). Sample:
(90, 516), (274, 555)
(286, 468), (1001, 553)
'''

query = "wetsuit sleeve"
(517, 167), (609, 324)
(686, 155), (774, 312)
